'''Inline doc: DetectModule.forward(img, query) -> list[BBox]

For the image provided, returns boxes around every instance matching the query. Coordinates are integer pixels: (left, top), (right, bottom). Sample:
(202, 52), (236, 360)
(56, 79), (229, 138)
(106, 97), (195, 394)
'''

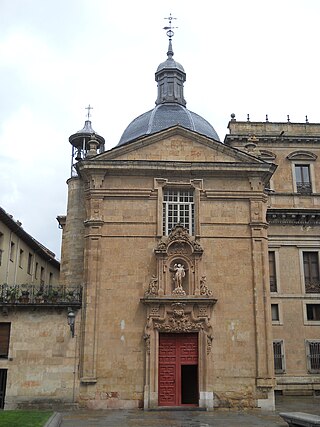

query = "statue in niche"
(171, 263), (187, 295)
(174, 263), (185, 289)
(200, 275), (213, 296)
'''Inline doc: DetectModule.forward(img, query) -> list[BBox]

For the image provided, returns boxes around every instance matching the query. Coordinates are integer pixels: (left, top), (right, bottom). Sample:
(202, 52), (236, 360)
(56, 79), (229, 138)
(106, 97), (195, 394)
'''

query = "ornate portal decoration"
(144, 275), (159, 297)
(142, 298), (217, 355)
(200, 276), (213, 296)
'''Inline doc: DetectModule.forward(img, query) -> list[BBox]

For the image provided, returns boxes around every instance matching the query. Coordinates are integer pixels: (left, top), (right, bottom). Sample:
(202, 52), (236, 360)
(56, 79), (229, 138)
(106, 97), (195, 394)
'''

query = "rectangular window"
(0, 323), (11, 359)
(271, 304), (280, 322)
(163, 189), (194, 236)
(40, 266), (45, 285)
(27, 253), (33, 275)
(0, 233), (3, 266)
(303, 252), (320, 293)
(306, 304), (320, 321)
(49, 272), (53, 285)
(19, 249), (24, 268)
(306, 341), (320, 373)
(269, 251), (277, 292)
(295, 165), (312, 194)
(35, 262), (38, 279)
(9, 242), (15, 262)
(273, 340), (285, 373)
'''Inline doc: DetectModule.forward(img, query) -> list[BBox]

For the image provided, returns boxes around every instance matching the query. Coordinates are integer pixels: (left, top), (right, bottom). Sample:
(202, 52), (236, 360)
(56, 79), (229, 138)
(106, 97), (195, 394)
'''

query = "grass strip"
(0, 410), (53, 427)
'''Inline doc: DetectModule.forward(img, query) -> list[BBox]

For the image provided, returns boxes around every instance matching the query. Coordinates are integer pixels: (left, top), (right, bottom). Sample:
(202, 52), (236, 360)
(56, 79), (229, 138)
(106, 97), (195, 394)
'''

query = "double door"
(159, 333), (198, 406)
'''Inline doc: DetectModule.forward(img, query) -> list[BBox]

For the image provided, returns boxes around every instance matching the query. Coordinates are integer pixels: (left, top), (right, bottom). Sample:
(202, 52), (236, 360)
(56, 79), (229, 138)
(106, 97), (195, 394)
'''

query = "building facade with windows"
(0, 207), (60, 287)
(226, 120), (320, 396)
(0, 207), (81, 410)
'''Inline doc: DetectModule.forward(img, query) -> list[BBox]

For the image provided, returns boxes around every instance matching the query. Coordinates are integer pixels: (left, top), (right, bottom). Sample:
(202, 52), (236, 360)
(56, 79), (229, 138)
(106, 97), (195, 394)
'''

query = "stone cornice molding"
(267, 209), (320, 225)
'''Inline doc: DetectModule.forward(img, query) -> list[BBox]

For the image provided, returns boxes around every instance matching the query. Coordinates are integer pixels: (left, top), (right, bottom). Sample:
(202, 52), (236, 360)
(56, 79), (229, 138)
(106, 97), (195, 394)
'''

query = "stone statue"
(200, 275), (213, 296)
(144, 275), (158, 296)
(173, 263), (185, 289)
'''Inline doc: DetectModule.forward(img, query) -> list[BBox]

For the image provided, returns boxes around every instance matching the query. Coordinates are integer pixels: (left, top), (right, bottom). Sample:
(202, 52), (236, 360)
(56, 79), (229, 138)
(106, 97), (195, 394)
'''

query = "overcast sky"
(1, 0), (320, 260)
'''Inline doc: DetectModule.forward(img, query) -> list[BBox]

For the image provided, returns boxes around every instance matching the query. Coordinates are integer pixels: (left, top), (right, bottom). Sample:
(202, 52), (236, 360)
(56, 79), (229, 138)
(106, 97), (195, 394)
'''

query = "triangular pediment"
(94, 126), (266, 165)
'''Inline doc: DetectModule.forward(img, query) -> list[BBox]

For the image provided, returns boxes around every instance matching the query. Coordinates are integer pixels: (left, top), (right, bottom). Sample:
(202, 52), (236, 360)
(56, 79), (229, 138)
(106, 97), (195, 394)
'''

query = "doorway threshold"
(147, 407), (206, 411)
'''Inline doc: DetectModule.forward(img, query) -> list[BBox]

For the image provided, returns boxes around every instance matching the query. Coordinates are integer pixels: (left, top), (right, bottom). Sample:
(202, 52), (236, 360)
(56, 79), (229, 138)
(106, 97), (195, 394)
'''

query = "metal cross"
(85, 104), (93, 119)
(164, 13), (178, 39)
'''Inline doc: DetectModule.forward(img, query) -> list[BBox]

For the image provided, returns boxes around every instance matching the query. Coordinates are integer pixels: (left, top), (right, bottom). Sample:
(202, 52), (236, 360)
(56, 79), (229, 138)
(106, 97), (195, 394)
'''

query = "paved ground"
(61, 396), (320, 426)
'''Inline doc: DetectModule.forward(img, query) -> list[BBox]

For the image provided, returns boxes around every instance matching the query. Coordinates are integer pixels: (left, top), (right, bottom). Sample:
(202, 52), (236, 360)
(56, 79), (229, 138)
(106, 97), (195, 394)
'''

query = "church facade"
(58, 32), (320, 410)
(0, 29), (319, 411)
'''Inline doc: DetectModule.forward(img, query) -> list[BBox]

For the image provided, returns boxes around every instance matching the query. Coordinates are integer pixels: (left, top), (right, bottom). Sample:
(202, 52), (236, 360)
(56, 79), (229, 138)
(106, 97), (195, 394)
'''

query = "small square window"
(306, 304), (320, 321)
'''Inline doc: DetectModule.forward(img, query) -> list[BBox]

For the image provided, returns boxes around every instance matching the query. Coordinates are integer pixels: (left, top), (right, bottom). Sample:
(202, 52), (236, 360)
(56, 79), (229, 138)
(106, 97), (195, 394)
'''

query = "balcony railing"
(305, 281), (320, 294)
(296, 182), (312, 195)
(0, 284), (82, 307)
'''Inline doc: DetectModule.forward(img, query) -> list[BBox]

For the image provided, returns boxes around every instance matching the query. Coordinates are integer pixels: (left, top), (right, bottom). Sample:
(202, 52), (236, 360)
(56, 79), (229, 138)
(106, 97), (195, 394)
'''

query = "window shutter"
(0, 324), (11, 358)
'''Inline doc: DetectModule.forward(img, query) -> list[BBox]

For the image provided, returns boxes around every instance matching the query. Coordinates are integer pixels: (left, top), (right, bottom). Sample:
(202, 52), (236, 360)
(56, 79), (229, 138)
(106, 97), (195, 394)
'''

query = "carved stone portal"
(141, 225), (217, 409)
(141, 296), (217, 409)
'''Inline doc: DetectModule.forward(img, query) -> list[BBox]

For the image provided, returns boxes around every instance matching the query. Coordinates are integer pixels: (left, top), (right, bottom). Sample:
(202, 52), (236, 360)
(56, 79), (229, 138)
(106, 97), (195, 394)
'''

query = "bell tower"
(68, 105), (105, 176)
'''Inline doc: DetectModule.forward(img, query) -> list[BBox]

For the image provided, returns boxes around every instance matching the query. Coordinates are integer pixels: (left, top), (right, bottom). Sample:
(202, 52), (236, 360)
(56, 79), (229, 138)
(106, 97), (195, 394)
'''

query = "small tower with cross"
(68, 105), (105, 176)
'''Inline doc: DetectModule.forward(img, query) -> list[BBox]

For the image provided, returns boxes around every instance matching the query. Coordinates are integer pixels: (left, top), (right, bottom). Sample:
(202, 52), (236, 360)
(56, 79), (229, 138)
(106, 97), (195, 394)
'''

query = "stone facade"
(226, 119), (320, 398)
(57, 127), (277, 410)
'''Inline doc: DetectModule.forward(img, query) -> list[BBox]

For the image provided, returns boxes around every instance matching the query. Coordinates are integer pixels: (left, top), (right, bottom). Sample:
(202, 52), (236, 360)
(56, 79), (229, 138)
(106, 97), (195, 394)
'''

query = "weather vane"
(85, 104), (93, 119)
(163, 13), (178, 39)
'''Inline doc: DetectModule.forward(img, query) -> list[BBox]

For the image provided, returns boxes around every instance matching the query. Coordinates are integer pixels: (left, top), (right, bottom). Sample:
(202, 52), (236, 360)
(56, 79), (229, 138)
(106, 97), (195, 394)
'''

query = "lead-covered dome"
(118, 103), (219, 146)
(118, 30), (220, 146)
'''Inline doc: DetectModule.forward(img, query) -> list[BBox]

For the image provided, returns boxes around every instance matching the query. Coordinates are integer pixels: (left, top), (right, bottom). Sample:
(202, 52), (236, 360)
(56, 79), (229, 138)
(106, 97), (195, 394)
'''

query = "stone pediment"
(94, 126), (268, 165)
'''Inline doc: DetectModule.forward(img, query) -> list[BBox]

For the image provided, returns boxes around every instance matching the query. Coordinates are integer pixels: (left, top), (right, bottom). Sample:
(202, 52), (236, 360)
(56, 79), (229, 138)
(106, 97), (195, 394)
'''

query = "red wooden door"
(159, 333), (198, 406)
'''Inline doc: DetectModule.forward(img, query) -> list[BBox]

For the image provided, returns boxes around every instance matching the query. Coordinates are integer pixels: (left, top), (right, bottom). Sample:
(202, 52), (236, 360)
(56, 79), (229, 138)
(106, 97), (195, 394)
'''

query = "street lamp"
(67, 309), (76, 338)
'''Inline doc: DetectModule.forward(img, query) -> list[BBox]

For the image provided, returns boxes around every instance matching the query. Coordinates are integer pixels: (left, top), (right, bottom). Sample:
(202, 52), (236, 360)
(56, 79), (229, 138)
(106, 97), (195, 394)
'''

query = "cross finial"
(85, 104), (93, 120)
(163, 13), (178, 40)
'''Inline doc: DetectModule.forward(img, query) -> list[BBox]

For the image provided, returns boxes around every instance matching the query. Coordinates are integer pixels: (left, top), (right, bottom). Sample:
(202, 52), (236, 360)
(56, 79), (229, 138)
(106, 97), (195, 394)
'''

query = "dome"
(156, 57), (185, 73)
(117, 30), (220, 147)
(118, 103), (220, 146)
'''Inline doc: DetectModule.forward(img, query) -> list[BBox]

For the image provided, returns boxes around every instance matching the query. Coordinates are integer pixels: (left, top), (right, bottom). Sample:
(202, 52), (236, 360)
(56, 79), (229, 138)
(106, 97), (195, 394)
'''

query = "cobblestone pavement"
(60, 396), (320, 426)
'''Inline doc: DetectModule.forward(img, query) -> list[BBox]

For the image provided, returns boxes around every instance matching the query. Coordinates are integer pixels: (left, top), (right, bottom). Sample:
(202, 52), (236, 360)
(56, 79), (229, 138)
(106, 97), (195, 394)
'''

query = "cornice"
(267, 209), (320, 225)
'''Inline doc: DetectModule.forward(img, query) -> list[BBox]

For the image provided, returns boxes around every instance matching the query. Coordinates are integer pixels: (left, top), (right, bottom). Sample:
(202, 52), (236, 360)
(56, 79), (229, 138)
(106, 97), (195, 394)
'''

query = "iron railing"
(0, 283), (82, 306)
(305, 281), (320, 294)
(296, 182), (312, 195)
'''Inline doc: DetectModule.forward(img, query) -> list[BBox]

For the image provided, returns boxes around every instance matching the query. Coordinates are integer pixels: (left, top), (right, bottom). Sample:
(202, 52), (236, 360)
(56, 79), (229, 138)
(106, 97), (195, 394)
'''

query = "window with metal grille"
(295, 165), (312, 194)
(306, 341), (320, 373)
(273, 340), (285, 373)
(303, 252), (320, 293)
(163, 190), (194, 236)
(269, 251), (277, 292)
(0, 324), (10, 359)
(306, 304), (320, 321)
